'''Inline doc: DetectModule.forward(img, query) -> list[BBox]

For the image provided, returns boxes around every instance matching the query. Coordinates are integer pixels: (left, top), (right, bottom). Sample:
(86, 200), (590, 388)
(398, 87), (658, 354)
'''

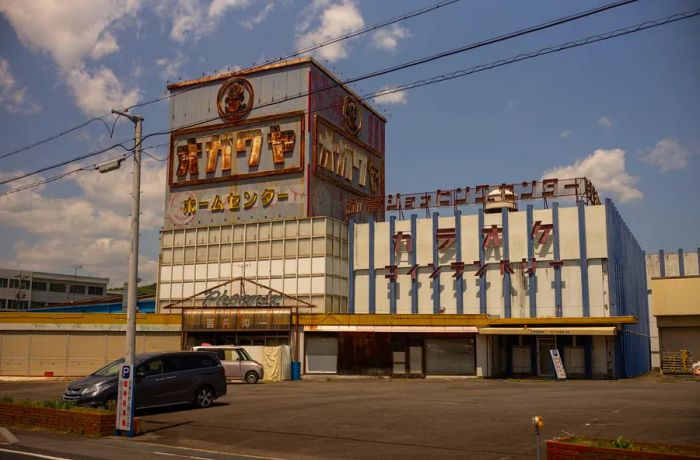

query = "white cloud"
(0, 0), (141, 116)
(65, 65), (141, 116)
(0, 0), (137, 69)
(372, 24), (410, 51)
(542, 148), (642, 203)
(152, 0), (251, 43)
(0, 158), (165, 284)
(209, 0), (251, 18)
(373, 86), (407, 105)
(598, 115), (612, 131)
(242, 2), (274, 30)
(641, 138), (689, 172)
(89, 31), (120, 60)
(0, 57), (41, 114)
(558, 130), (574, 139)
(295, 0), (364, 62)
(156, 52), (188, 81)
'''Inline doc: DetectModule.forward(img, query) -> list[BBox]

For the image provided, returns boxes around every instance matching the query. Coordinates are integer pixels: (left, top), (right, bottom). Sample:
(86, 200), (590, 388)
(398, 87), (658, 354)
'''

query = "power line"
(368, 9), (700, 102)
(0, 117), (115, 160)
(0, 0), (460, 161)
(0, 0), (647, 188)
(1, 4), (694, 200)
(0, 143), (168, 198)
(271, 0), (461, 63)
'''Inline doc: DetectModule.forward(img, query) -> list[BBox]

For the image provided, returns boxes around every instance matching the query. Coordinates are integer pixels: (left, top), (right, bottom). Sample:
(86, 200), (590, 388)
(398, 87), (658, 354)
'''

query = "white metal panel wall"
(350, 204), (614, 318)
(585, 206), (608, 259)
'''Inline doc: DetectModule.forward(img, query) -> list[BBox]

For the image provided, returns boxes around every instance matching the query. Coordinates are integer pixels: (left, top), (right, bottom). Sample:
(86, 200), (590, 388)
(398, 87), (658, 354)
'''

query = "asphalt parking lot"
(1, 376), (699, 459)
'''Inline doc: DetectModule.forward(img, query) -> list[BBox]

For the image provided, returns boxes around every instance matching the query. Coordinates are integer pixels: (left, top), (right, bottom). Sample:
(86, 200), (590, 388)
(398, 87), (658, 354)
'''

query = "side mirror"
(135, 369), (145, 379)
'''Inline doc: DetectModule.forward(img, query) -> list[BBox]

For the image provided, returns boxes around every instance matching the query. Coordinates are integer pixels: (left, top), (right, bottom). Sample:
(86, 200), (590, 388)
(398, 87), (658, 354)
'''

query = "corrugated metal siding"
(605, 199), (651, 378)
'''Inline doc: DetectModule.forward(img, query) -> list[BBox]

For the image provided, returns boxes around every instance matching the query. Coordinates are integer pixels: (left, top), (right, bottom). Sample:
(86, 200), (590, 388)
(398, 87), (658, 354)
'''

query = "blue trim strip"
(502, 208), (511, 318)
(348, 218), (355, 314)
(368, 216), (375, 314)
(411, 214), (418, 314)
(659, 249), (665, 277)
(527, 205), (536, 317)
(678, 248), (685, 276)
(455, 210), (463, 314)
(389, 216), (397, 314)
(432, 212), (440, 313)
(478, 209), (486, 314)
(606, 199), (619, 317)
(552, 202), (562, 317)
(578, 202), (590, 317)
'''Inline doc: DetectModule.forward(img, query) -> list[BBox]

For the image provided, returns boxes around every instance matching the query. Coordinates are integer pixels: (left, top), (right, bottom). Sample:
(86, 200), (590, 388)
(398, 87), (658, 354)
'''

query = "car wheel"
(194, 386), (214, 408)
(244, 371), (259, 384)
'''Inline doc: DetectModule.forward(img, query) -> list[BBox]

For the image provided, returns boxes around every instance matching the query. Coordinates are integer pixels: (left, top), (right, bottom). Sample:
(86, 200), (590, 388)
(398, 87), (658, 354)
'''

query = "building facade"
(646, 249), (700, 374)
(0, 268), (108, 310)
(155, 58), (650, 379)
(299, 195), (650, 379)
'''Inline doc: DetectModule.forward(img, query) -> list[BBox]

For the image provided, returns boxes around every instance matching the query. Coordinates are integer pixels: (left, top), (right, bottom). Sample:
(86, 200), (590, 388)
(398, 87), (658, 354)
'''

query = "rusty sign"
(314, 115), (383, 197)
(345, 178), (600, 218)
(169, 111), (304, 188)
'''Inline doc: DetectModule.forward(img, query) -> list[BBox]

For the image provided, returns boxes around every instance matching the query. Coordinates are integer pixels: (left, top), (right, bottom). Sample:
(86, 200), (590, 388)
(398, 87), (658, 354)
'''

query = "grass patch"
(0, 396), (111, 414)
(560, 435), (700, 456)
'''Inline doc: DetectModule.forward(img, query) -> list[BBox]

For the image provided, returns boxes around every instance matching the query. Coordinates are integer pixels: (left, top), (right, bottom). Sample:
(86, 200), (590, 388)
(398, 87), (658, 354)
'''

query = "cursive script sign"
(203, 289), (283, 307)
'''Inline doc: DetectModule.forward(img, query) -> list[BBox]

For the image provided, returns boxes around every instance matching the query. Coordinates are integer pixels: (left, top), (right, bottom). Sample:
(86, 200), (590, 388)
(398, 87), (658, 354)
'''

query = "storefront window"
(425, 337), (476, 375)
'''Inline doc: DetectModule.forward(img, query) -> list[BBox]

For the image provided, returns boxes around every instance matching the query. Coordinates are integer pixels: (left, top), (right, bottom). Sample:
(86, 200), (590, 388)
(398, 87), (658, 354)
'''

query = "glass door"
(537, 336), (556, 376)
(392, 336), (407, 375)
(408, 338), (424, 376)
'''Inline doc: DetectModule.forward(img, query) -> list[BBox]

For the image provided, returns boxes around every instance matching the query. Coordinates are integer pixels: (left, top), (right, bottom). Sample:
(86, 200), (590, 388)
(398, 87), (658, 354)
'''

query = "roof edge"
(166, 57), (386, 122)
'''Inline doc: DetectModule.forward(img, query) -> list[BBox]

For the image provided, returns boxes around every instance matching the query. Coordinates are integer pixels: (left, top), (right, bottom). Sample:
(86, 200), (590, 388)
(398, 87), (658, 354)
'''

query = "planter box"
(547, 437), (700, 459)
(0, 402), (115, 436)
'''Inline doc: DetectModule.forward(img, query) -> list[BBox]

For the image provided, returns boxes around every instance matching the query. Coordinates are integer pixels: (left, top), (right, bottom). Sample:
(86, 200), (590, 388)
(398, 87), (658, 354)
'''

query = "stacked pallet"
(661, 349), (693, 374)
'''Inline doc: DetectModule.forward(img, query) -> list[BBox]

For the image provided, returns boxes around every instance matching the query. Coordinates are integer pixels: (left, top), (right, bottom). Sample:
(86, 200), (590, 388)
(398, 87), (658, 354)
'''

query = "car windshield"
(92, 358), (124, 377)
(237, 348), (253, 361)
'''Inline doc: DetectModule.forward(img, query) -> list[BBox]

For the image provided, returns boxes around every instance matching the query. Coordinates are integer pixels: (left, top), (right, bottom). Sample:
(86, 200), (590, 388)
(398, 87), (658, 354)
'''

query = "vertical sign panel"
(116, 364), (133, 433)
(549, 349), (567, 380)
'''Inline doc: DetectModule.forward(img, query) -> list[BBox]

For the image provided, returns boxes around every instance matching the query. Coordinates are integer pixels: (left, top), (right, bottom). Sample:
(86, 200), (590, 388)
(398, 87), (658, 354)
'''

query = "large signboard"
(313, 115), (383, 198)
(345, 178), (600, 217)
(169, 111), (304, 188)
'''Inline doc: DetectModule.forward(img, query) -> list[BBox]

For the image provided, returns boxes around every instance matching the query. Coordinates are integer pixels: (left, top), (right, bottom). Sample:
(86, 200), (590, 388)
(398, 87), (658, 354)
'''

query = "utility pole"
(112, 109), (143, 370)
(69, 264), (82, 303)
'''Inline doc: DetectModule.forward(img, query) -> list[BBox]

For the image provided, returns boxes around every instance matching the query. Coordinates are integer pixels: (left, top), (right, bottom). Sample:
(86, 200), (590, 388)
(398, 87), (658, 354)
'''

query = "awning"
(478, 326), (617, 336)
(305, 325), (478, 333)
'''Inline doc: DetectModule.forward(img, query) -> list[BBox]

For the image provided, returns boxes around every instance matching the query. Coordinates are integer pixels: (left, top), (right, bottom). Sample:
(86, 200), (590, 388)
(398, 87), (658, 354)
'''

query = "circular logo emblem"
(217, 78), (254, 122)
(168, 191), (196, 227)
(342, 96), (362, 135)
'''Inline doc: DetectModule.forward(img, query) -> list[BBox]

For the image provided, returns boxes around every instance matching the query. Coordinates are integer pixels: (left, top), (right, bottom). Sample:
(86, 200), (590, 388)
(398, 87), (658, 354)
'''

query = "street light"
(104, 109), (143, 437)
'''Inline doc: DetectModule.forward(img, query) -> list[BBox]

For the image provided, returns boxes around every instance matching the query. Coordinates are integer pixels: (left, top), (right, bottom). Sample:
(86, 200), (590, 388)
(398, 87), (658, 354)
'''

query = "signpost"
(549, 349), (567, 380)
(115, 364), (134, 436)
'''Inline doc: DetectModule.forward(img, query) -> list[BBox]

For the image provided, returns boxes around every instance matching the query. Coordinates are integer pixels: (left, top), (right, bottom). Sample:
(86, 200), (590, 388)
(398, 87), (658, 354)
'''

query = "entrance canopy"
(162, 277), (316, 311)
(478, 326), (617, 336)
(307, 325), (478, 333)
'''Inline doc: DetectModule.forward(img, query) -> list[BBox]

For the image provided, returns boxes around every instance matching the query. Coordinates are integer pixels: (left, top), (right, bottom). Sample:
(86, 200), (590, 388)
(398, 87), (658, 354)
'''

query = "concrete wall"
(649, 277), (700, 316)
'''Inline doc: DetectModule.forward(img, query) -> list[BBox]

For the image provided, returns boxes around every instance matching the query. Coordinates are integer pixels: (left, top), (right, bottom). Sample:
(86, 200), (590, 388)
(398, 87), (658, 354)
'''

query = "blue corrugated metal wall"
(23, 300), (156, 314)
(605, 199), (651, 378)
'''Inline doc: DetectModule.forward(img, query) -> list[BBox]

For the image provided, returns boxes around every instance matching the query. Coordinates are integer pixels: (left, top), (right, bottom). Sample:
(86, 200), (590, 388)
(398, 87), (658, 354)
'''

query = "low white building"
(0, 268), (108, 309)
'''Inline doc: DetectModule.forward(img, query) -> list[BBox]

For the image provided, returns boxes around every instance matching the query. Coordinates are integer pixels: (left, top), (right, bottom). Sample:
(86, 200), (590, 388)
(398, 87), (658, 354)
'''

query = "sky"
(0, 0), (698, 287)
